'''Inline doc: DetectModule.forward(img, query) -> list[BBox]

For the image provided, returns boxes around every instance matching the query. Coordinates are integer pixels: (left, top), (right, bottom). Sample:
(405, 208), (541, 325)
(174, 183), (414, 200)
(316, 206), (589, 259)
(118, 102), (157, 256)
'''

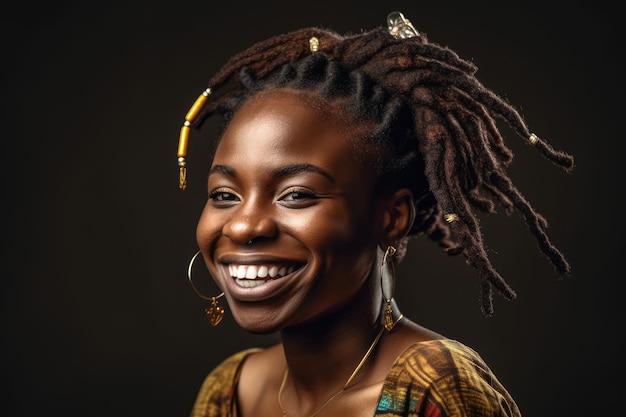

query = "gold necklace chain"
(277, 315), (403, 417)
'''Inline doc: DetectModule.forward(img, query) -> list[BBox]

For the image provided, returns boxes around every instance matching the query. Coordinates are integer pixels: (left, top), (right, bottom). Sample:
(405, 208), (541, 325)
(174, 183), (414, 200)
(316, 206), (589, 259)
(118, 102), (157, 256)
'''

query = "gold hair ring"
(309, 37), (319, 52)
(445, 213), (460, 223)
(528, 133), (539, 146)
(178, 87), (212, 190)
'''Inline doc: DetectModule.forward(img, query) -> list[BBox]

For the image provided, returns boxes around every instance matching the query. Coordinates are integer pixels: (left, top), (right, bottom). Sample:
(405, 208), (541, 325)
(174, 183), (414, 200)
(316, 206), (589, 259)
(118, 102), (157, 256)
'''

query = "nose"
(222, 202), (278, 245)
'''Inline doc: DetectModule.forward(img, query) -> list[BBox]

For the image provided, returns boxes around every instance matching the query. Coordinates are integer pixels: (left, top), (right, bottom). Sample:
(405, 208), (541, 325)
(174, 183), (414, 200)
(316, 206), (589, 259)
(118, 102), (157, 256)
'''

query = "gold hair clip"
(444, 213), (460, 223)
(178, 88), (212, 189)
(528, 133), (539, 146)
(387, 11), (419, 39)
(309, 37), (319, 52)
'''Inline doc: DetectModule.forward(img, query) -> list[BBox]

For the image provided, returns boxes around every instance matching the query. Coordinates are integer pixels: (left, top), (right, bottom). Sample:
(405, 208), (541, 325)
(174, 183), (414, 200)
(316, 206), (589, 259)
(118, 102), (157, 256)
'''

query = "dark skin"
(196, 89), (444, 417)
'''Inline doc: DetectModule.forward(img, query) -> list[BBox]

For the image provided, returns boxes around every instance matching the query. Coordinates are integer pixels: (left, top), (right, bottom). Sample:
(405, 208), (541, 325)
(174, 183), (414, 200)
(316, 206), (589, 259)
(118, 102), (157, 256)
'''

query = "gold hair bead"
(309, 37), (319, 52)
(185, 90), (211, 121)
(177, 88), (212, 189)
(178, 157), (187, 190)
(178, 122), (191, 158)
(444, 213), (460, 223)
(528, 133), (539, 146)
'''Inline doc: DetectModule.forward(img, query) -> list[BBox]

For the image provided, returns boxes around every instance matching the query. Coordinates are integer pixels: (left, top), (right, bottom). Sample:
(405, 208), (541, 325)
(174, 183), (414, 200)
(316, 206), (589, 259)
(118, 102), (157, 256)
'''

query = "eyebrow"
(209, 165), (235, 177)
(209, 163), (335, 182)
(274, 164), (335, 182)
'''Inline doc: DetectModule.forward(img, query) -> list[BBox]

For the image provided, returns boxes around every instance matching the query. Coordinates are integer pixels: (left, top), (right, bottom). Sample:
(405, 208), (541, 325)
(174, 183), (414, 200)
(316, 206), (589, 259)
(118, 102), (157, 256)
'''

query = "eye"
(278, 187), (318, 207)
(208, 188), (240, 206)
(282, 191), (315, 201)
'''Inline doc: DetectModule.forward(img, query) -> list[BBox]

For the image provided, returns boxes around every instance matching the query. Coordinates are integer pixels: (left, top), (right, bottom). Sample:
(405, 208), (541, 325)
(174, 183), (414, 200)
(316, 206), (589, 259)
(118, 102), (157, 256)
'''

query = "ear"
(378, 188), (415, 247)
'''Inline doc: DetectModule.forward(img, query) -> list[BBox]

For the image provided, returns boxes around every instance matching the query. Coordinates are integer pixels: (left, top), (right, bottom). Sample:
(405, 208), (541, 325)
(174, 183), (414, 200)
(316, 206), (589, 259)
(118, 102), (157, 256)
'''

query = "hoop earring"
(188, 250), (225, 326)
(380, 245), (402, 331)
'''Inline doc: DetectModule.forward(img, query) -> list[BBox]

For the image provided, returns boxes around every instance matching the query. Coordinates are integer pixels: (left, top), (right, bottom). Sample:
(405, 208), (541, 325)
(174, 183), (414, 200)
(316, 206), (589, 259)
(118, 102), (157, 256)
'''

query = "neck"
(278, 279), (389, 398)
(278, 324), (385, 417)
(280, 334), (385, 417)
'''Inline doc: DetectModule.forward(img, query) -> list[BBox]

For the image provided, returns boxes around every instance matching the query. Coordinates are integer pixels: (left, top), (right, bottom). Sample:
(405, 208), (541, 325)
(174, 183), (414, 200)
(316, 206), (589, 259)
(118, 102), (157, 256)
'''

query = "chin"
(231, 309), (284, 335)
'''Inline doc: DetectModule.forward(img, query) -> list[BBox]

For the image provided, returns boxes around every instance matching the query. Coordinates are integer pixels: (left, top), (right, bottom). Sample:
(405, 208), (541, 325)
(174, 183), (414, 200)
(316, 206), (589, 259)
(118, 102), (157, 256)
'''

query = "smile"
(229, 264), (302, 288)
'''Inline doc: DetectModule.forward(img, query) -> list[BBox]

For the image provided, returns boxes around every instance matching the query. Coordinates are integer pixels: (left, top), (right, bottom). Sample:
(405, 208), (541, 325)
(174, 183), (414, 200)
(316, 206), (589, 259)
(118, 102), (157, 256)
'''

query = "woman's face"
(196, 90), (384, 333)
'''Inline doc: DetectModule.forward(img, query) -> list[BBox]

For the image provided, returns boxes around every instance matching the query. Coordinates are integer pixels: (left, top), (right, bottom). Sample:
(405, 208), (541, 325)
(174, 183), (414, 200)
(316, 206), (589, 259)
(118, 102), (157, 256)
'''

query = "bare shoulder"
(380, 318), (446, 358)
(236, 344), (285, 415)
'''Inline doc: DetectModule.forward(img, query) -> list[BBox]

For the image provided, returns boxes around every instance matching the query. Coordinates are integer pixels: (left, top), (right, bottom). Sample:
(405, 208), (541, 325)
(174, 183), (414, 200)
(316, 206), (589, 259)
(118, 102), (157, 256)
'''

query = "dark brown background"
(2, 1), (621, 415)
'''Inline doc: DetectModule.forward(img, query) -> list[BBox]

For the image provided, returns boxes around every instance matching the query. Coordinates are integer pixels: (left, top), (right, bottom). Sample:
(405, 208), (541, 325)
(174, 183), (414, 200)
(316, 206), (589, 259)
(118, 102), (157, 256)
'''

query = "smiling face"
(195, 89), (387, 333)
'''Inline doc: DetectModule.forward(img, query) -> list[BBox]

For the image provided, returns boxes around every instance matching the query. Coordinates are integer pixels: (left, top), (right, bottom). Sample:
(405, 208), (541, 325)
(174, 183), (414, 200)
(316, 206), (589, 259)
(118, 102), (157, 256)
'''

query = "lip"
(218, 254), (306, 301)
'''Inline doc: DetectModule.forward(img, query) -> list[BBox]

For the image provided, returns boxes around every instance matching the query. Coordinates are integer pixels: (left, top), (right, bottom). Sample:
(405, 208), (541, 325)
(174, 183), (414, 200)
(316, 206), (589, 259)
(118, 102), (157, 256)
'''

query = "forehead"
(226, 88), (353, 138)
(213, 90), (369, 175)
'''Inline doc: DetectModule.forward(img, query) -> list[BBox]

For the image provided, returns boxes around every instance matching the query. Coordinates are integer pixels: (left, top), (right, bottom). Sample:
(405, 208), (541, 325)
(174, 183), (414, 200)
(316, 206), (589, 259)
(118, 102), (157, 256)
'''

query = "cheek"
(287, 203), (370, 254)
(307, 210), (377, 298)
(195, 203), (223, 250)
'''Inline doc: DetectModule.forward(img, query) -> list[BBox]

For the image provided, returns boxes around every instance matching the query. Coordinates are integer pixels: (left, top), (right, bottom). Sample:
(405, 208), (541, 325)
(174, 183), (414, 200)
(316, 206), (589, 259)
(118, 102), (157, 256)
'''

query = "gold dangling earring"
(380, 245), (402, 331)
(187, 250), (225, 326)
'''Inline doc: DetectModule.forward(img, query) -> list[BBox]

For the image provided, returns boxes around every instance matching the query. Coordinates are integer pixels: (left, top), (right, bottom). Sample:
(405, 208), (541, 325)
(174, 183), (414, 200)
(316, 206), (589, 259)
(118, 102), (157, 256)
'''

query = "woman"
(177, 12), (573, 417)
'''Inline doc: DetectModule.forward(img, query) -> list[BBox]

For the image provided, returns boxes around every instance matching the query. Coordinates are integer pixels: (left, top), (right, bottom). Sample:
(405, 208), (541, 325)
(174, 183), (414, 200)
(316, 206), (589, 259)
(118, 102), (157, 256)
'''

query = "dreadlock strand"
(460, 228), (517, 301)
(467, 87), (575, 172)
(420, 122), (465, 254)
(442, 110), (497, 213)
(532, 136), (575, 172)
(411, 107), (460, 251)
(434, 113), (519, 300)
(341, 28), (477, 75)
(445, 104), (518, 214)
(454, 111), (552, 233)
(480, 277), (495, 316)
(448, 87), (515, 165)
(438, 117), (492, 251)
(208, 28), (334, 88)
(455, 219), (517, 301)
(384, 61), (565, 176)
(424, 128), (481, 259)
(490, 172), (571, 274)
(373, 63), (568, 181)
(427, 91), (498, 204)
(435, 92), (547, 229)
(335, 28), (398, 69)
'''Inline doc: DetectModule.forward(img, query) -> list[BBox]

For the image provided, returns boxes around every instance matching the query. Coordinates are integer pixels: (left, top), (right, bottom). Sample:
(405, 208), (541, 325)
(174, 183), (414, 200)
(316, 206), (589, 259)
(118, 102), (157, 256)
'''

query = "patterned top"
(190, 339), (521, 417)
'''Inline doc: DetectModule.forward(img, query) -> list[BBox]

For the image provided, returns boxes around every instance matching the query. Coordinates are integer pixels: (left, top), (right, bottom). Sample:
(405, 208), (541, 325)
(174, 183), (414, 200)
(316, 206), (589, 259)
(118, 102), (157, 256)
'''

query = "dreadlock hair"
(184, 24), (574, 316)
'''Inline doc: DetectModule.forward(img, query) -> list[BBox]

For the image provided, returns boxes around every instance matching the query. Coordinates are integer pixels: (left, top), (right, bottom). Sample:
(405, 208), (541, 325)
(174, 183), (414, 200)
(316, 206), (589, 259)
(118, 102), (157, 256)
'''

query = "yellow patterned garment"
(190, 340), (521, 417)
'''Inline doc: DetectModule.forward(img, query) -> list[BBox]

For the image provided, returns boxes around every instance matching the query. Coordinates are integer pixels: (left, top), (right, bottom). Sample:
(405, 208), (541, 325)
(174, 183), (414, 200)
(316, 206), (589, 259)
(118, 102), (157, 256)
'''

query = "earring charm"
(205, 295), (225, 326)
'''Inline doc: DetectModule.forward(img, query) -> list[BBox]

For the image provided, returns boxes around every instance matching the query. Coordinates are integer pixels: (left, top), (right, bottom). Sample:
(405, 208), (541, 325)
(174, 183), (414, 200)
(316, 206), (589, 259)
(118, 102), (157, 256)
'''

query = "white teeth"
(245, 265), (258, 279)
(235, 278), (270, 288)
(236, 265), (246, 279)
(229, 264), (299, 280)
